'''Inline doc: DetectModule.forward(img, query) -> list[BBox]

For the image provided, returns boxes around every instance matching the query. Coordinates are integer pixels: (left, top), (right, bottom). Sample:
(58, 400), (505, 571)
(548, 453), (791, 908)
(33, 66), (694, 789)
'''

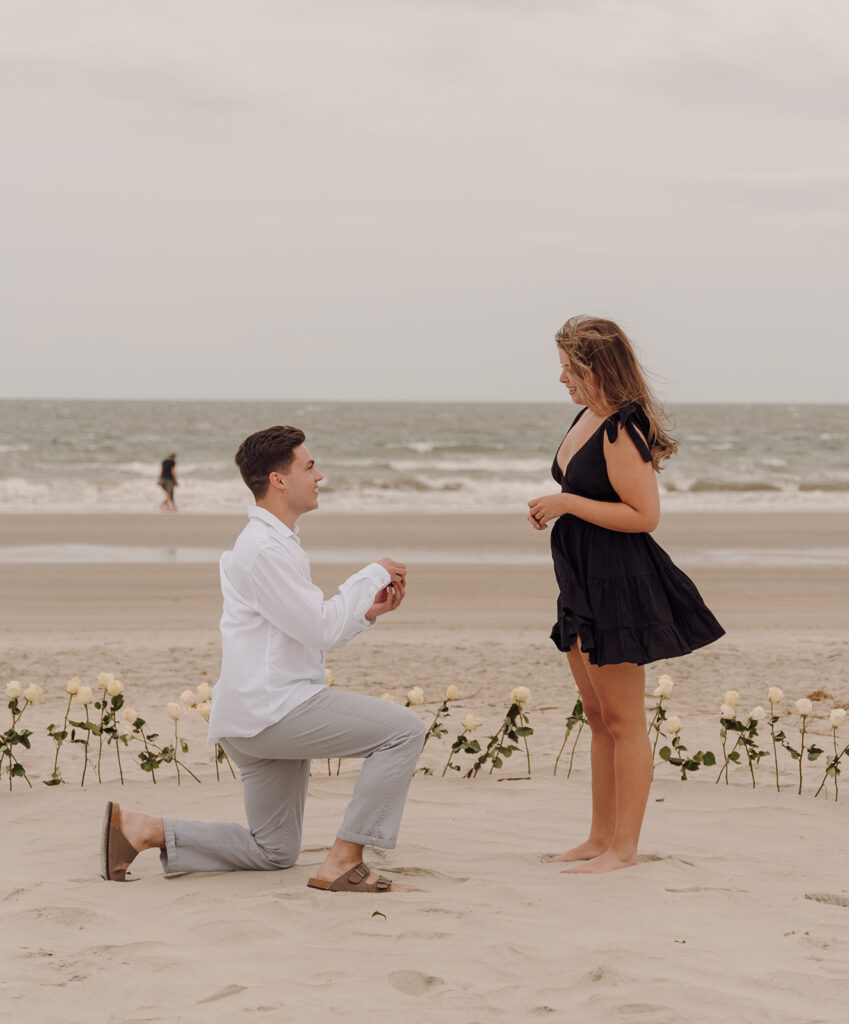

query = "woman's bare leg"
(566, 660), (651, 874)
(542, 648), (616, 862)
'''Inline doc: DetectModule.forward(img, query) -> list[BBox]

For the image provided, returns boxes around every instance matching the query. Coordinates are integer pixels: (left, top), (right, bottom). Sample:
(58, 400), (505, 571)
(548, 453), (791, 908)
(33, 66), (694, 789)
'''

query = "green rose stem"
(79, 705), (92, 787)
(798, 714), (808, 796)
(173, 720), (182, 785)
(814, 728), (843, 802)
(716, 728), (743, 784)
(649, 695), (667, 766)
(145, 734), (202, 784)
(52, 693), (73, 779)
(744, 724), (757, 789)
(566, 720), (585, 778)
(769, 700), (781, 792)
(487, 722), (509, 775)
(4, 697), (33, 790)
(554, 697), (585, 777)
(519, 712), (532, 776)
(114, 728), (125, 785)
(95, 696), (107, 783)
(442, 732), (471, 777)
(141, 729), (157, 784)
(422, 699), (450, 751)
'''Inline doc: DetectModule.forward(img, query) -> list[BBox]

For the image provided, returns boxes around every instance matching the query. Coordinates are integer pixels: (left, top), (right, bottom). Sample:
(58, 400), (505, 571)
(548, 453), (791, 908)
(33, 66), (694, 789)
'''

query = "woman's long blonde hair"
(555, 315), (678, 468)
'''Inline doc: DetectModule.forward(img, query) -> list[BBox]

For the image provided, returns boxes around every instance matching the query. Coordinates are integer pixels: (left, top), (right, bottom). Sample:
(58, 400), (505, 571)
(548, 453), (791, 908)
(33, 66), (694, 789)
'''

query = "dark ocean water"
(1, 399), (848, 515)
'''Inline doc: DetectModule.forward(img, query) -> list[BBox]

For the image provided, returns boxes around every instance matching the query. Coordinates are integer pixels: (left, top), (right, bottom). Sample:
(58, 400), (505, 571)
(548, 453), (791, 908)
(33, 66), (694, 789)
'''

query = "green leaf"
(659, 746), (671, 761)
(515, 727), (534, 737)
(702, 751), (717, 766)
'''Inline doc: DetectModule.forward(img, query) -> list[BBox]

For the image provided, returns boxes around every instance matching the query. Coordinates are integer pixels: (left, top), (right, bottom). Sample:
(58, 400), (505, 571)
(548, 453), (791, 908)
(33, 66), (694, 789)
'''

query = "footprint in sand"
(638, 854), (695, 867)
(805, 892), (849, 908)
(385, 866), (469, 888)
(196, 984), (248, 1004)
(387, 970), (443, 996)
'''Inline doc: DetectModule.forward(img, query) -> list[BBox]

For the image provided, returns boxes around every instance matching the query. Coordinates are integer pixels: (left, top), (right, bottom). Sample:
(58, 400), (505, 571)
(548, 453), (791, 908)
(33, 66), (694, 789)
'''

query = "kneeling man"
(102, 425), (424, 892)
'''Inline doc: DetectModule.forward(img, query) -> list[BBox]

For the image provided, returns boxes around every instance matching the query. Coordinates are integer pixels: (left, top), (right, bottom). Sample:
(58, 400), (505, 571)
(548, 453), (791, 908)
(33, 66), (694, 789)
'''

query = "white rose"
(666, 715), (682, 735)
(196, 682), (213, 701)
(379, 693), (395, 702)
(23, 683), (44, 704)
(795, 698), (813, 717)
(116, 720), (134, 739)
(179, 689), (196, 707)
(6, 680), (22, 700)
(653, 674), (675, 698)
(106, 678), (124, 698)
(462, 713), (481, 733)
(406, 687), (424, 706)
(723, 690), (740, 707)
(511, 686), (531, 706)
(748, 706), (765, 722)
(444, 685), (460, 701)
(767, 686), (783, 704)
(122, 708), (138, 722)
(325, 668), (334, 687)
(196, 701), (211, 721)
(720, 703), (736, 720)
(166, 702), (181, 720)
(97, 672), (114, 691)
(829, 708), (846, 729)
(76, 686), (94, 706)
(66, 676), (82, 695)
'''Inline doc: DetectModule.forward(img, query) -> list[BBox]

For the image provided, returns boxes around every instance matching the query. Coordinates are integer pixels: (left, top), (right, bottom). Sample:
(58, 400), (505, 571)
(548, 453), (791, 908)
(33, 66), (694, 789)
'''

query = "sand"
(1, 512), (848, 1023)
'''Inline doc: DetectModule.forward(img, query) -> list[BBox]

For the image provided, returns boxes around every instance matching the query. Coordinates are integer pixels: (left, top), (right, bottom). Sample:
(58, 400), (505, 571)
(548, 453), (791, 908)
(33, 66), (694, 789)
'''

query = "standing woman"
(528, 316), (724, 874)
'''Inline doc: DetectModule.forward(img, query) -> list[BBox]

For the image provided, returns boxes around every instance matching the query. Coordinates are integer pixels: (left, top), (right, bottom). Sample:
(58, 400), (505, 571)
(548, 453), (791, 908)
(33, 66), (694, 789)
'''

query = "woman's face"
(558, 351), (592, 406)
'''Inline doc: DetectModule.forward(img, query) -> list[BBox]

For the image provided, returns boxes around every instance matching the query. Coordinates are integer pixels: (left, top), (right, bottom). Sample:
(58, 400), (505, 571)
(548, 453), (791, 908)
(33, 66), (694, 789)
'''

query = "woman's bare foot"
(563, 850), (638, 874)
(541, 840), (609, 863)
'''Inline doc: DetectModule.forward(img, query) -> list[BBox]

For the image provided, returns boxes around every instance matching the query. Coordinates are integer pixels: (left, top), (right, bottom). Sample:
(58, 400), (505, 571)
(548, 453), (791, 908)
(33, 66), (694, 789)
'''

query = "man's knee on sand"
(254, 833), (301, 870)
(393, 707), (427, 758)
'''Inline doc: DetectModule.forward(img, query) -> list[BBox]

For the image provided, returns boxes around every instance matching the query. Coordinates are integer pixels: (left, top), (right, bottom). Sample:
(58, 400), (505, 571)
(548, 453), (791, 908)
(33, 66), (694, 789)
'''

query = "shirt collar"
(248, 505), (301, 544)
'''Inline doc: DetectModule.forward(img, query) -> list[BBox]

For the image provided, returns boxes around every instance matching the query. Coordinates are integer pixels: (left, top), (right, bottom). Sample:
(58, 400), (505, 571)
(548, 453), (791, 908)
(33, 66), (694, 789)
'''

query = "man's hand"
(377, 557), (407, 586)
(365, 578), (406, 622)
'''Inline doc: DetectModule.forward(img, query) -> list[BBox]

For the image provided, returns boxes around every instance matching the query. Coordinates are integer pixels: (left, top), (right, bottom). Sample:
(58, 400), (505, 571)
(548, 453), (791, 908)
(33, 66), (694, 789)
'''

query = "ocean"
(1, 399), (848, 516)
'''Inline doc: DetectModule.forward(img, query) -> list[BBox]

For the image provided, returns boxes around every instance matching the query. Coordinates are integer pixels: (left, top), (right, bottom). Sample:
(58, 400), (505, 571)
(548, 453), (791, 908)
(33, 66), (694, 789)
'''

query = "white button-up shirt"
(208, 505), (391, 743)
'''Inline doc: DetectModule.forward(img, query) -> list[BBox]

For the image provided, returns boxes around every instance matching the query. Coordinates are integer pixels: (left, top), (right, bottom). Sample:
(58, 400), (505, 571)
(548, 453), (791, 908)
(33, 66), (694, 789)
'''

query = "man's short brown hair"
(235, 426), (306, 499)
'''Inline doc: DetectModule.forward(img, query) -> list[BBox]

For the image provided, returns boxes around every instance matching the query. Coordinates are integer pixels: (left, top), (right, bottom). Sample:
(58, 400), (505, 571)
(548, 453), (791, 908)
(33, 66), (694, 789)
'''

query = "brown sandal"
(307, 861), (392, 892)
(100, 801), (139, 882)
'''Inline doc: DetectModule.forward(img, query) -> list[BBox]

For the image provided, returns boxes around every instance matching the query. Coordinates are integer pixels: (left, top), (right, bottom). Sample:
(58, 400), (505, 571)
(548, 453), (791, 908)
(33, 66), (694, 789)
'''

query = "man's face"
(281, 445), (323, 515)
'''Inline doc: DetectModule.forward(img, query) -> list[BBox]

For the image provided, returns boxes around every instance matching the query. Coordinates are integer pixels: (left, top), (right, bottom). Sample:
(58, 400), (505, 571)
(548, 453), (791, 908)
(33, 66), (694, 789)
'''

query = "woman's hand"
(527, 493), (572, 529)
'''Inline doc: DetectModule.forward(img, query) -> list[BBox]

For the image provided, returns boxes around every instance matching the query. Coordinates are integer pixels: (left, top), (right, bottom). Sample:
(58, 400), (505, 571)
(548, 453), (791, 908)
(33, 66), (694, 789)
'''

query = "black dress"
(549, 402), (724, 667)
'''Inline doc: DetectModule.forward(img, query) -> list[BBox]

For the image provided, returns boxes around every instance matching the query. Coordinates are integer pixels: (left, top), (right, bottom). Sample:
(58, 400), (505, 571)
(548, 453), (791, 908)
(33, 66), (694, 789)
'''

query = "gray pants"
(160, 690), (425, 875)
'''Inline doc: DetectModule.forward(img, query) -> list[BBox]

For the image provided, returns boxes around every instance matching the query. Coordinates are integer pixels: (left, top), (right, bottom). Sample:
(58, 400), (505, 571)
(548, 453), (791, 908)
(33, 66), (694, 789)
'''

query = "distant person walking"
(158, 453), (178, 511)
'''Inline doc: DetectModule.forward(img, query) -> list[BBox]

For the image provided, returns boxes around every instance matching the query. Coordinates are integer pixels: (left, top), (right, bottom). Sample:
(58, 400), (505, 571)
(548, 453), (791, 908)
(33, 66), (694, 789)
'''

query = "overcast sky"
(2, 0), (847, 403)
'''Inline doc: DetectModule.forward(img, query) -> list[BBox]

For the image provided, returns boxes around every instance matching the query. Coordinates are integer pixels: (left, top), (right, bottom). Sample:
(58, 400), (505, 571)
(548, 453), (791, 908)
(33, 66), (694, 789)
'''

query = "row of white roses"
(650, 675), (846, 735)
(390, 682), (531, 736)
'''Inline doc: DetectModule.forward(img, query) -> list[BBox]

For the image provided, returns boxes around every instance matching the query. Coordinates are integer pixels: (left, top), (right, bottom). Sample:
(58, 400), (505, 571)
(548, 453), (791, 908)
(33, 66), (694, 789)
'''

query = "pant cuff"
(159, 818), (185, 876)
(336, 828), (396, 850)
